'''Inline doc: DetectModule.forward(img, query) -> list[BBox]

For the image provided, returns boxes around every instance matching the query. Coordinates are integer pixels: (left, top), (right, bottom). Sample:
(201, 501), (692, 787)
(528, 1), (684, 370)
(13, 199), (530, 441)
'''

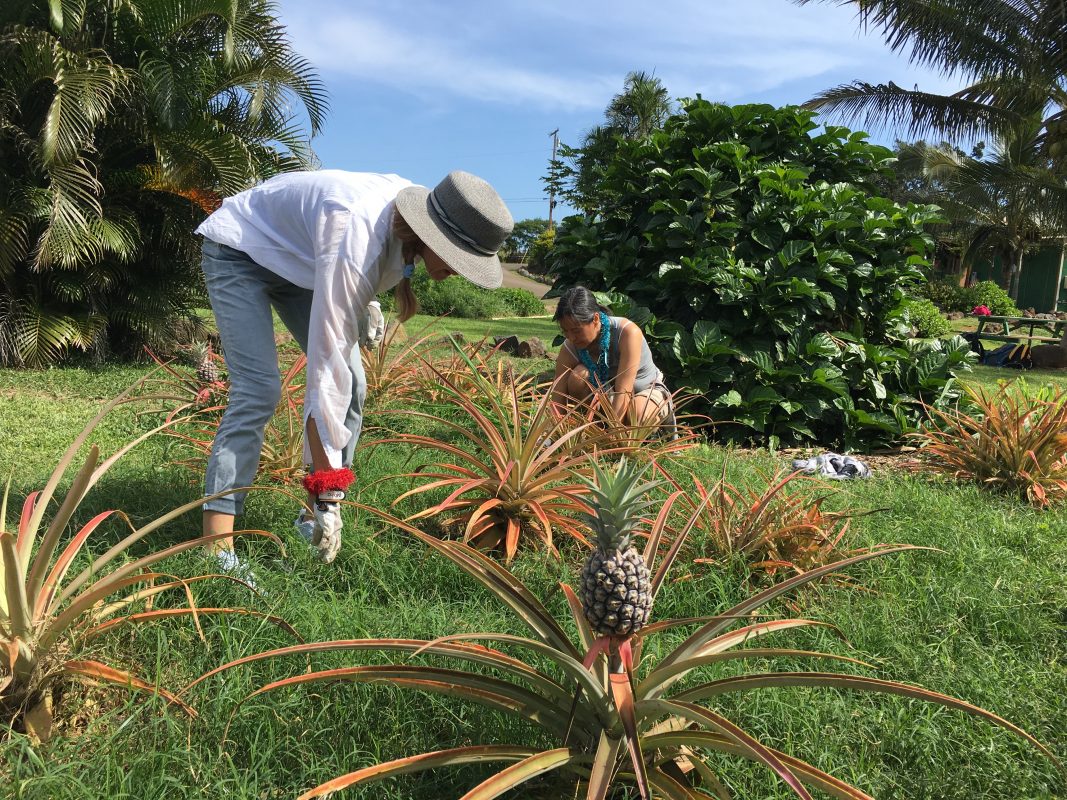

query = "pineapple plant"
(579, 458), (661, 637)
(192, 340), (220, 384)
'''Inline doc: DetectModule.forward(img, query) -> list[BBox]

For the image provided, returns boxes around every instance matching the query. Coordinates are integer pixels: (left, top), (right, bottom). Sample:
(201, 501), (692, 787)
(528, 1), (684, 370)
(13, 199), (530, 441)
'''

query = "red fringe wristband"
(302, 467), (356, 495)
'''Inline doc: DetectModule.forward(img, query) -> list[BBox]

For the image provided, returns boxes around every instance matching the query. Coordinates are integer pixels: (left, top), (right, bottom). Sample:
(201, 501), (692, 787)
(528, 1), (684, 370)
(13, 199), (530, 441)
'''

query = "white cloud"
(278, 0), (971, 112)
(282, 7), (614, 110)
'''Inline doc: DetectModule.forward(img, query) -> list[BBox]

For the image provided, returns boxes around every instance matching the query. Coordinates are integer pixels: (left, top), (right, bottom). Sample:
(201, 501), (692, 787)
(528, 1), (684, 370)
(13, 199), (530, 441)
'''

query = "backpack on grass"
(981, 342), (1032, 369)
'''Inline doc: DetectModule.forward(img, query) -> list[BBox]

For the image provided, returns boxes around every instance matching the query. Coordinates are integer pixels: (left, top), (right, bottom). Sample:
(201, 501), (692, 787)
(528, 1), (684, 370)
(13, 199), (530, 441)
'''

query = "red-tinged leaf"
(673, 672), (1065, 778)
(664, 701), (811, 799)
(81, 608), (300, 641)
(296, 745), (538, 799)
(392, 476), (474, 505)
(25, 445), (100, 603)
(527, 500), (566, 551)
(583, 637), (613, 671)
(643, 490), (684, 567)
(610, 672), (650, 800)
(38, 530), (281, 653)
(242, 665), (582, 738)
(63, 659), (197, 717)
(646, 767), (706, 799)
(35, 509), (128, 619)
(2, 532), (33, 639)
(645, 731), (873, 799)
(662, 547), (925, 668)
(432, 479), (493, 514)
(465, 498), (505, 537)
(503, 518), (520, 562)
(15, 490), (41, 557)
(561, 583), (597, 653)
(184, 637), (573, 717)
(586, 731), (624, 800)
(459, 748), (581, 800)
(695, 620), (842, 656)
(640, 648), (872, 699)
(350, 503), (579, 654)
(651, 488), (717, 599)
(619, 638), (635, 677)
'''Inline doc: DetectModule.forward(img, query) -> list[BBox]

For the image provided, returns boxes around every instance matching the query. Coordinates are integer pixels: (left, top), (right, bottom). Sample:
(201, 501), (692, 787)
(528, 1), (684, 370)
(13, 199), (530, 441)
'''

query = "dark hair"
(553, 286), (608, 323)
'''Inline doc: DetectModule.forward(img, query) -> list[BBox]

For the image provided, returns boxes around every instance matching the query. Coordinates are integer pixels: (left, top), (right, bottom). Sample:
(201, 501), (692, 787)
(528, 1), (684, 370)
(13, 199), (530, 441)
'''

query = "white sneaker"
(214, 549), (259, 591)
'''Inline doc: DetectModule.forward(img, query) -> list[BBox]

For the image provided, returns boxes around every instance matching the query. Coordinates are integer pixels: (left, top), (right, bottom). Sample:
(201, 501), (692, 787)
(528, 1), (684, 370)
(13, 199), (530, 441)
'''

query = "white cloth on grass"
(791, 453), (871, 480)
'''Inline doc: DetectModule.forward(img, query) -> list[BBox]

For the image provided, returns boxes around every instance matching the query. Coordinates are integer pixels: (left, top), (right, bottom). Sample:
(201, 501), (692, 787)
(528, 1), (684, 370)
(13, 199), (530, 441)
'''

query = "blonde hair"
(391, 209), (422, 322)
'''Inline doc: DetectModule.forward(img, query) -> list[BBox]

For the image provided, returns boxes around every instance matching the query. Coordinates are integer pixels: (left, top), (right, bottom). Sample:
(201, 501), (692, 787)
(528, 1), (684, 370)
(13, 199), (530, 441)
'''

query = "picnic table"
(975, 315), (1067, 346)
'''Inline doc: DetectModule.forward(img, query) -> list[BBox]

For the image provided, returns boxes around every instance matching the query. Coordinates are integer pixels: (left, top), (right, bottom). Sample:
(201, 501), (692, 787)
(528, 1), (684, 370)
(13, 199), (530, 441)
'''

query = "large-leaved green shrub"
(904, 298), (953, 338)
(549, 100), (974, 449)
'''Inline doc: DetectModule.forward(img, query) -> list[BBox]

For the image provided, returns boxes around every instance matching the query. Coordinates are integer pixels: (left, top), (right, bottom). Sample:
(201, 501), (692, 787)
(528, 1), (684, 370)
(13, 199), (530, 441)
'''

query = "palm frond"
(804, 80), (1023, 142)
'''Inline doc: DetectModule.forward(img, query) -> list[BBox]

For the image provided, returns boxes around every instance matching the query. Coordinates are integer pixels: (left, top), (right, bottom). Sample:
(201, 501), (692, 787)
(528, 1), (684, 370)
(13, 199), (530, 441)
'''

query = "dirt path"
(500, 263), (556, 311)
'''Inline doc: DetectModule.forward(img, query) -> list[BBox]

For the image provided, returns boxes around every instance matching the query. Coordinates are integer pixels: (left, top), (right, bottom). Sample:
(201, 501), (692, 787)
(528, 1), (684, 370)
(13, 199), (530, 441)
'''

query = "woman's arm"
(551, 343), (580, 416)
(610, 322), (643, 419)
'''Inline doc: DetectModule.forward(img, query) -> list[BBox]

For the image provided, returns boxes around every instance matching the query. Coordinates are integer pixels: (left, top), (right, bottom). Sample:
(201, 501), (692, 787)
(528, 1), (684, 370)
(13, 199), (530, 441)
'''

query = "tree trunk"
(1008, 247), (1025, 302)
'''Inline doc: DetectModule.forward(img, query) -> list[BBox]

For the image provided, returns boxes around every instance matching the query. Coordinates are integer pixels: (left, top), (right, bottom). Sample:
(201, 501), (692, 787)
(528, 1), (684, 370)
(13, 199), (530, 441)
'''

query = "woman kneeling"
(550, 287), (672, 429)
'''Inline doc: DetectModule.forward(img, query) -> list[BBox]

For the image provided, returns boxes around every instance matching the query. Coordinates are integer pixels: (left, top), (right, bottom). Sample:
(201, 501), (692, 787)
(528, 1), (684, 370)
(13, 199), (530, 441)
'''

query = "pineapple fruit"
(579, 459), (661, 637)
(192, 341), (220, 384)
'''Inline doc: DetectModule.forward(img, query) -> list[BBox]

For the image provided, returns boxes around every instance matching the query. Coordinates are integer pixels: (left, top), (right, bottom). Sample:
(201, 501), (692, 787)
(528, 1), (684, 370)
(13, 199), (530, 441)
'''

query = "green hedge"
(919, 279), (1019, 316)
(903, 298), (953, 338)
(494, 287), (546, 317)
(376, 268), (544, 319)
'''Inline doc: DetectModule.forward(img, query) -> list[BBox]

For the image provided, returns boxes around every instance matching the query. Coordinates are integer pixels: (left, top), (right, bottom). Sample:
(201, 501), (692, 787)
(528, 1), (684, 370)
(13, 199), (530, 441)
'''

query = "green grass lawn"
(1, 318), (1064, 799)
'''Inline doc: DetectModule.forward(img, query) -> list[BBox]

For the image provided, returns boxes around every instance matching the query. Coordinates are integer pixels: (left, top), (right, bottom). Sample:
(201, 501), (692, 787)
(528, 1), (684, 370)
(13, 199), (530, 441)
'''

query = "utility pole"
(547, 128), (559, 229)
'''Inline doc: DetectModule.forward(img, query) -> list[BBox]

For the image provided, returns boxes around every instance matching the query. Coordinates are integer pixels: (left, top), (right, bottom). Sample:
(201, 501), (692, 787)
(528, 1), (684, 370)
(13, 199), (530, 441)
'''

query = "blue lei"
(577, 312), (612, 387)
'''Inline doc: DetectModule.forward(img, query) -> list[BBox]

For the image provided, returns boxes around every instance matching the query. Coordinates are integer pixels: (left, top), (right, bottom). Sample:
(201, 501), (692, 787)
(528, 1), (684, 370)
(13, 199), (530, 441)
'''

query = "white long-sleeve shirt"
(196, 170), (413, 467)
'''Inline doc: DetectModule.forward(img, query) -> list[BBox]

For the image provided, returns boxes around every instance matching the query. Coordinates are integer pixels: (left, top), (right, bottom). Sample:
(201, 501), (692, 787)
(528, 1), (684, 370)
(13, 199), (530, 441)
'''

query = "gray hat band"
(429, 188), (498, 256)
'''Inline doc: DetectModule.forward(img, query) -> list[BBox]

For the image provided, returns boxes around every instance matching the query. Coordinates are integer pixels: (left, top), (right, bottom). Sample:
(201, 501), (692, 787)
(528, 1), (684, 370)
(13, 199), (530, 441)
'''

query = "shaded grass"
(0, 326), (1064, 799)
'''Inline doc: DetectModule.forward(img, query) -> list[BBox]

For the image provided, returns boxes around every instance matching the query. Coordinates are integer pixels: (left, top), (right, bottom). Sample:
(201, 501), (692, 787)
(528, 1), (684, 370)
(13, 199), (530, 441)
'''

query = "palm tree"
(0, 0), (328, 365)
(905, 123), (1058, 297)
(792, 1), (1067, 154)
(605, 70), (674, 139)
(793, 0), (1067, 300)
(546, 71), (675, 214)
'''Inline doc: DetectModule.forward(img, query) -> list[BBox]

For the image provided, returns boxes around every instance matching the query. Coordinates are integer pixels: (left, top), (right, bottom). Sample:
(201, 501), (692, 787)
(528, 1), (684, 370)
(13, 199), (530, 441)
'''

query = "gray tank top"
(565, 316), (660, 392)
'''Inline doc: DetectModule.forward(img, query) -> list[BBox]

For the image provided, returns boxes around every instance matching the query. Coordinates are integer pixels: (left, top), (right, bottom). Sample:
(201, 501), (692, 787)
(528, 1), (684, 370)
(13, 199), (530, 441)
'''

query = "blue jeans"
(200, 240), (366, 515)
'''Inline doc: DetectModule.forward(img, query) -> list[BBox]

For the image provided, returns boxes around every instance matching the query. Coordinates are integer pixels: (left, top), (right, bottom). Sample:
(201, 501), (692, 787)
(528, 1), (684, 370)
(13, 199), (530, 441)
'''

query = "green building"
(970, 243), (1067, 312)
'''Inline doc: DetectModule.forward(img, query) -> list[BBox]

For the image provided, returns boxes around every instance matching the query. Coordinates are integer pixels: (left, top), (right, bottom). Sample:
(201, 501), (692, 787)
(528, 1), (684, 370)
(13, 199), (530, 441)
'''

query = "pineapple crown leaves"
(578, 458), (664, 550)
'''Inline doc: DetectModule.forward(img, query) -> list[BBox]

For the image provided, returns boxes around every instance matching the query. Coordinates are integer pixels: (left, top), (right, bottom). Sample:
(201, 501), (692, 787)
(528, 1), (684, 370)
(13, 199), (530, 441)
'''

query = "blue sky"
(277, 0), (967, 222)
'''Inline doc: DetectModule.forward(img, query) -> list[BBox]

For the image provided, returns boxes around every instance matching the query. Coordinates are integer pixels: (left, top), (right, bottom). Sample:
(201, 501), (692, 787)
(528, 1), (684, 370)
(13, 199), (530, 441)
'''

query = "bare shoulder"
(617, 318), (645, 349)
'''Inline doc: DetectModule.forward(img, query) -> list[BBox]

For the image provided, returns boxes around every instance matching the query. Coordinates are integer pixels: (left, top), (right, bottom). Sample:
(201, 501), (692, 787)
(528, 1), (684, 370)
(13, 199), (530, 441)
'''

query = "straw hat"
(395, 171), (513, 289)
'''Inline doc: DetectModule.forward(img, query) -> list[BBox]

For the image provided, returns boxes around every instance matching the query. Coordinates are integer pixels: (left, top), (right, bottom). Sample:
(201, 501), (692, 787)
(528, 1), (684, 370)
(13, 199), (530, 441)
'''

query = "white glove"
(311, 490), (345, 563)
(360, 300), (385, 348)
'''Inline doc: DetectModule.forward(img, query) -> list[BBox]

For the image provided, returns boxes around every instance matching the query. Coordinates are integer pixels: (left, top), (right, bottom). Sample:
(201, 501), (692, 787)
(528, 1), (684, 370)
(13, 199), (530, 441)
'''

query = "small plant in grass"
(196, 462), (1063, 799)
(143, 346), (227, 410)
(553, 382), (701, 460)
(379, 341), (642, 561)
(0, 380), (286, 741)
(361, 318), (436, 405)
(916, 381), (1067, 506)
(151, 352), (309, 485)
(665, 465), (865, 578)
